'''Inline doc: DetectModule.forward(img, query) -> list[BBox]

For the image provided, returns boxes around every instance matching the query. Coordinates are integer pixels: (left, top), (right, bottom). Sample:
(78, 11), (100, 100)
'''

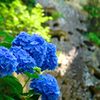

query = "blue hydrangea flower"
(10, 46), (36, 73)
(41, 43), (58, 70)
(0, 47), (18, 77)
(12, 32), (47, 67)
(30, 74), (60, 100)
(12, 32), (31, 47)
(12, 32), (58, 71)
(42, 94), (59, 100)
(23, 34), (47, 67)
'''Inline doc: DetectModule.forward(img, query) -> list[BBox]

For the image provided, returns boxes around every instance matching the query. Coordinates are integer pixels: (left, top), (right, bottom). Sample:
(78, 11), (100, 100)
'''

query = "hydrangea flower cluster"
(12, 32), (58, 72)
(12, 32), (31, 47)
(41, 43), (58, 70)
(10, 46), (36, 73)
(30, 74), (60, 100)
(0, 47), (18, 77)
(0, 32), (58, 75)
(0, 32), (60, 100)
(23, 34), (47, 67)
(12, 32), (60, 99)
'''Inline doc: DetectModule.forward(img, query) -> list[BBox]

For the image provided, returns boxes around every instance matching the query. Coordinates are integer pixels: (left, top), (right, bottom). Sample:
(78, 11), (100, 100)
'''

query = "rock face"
(37, 0), (100, 100)
(37, 0), (87, 35)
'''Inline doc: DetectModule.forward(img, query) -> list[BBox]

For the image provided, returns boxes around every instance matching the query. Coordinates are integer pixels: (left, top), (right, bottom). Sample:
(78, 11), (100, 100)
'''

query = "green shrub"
(0, 0), (52, 48)
(52, 11), (63, 20)
(84, 0), (100, 46)
(88, 32), (100, 46)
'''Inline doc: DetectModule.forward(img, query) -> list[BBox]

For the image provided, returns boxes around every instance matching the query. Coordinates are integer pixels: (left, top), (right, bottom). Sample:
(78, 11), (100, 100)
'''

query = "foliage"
(84, 0), (100, 46)
(52, 11), (63, 20)
(0, 76), (23, 99)
(0, 0), (36, 9)
(0, 0), (13, 4)
(0, 0), (52, 48)
(22, 0), (36, 9)
(88, 32), (100, 46)
(0, 32), (60, 100)
(0, 31), (14, 48)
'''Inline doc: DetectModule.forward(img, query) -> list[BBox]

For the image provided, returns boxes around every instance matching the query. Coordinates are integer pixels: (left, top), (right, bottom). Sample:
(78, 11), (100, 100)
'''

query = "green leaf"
(33, 67), (41, 74)
(0, 42), (11, 48)
(88, 32), (100, 46)
(22, 90), (40, 100)
(0, 16), (4, 22)
(0, 31), (14, 42)
(0, 76), (23, 98)
(0, 94), (14, 100)
(29, 92), (40, 100)
(25, 72), (39, 78)
(0, 31), (14, 48)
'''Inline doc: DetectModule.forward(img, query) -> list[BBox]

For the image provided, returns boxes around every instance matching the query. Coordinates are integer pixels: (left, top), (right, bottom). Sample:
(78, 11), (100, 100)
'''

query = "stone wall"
(37, 0), (100, 99)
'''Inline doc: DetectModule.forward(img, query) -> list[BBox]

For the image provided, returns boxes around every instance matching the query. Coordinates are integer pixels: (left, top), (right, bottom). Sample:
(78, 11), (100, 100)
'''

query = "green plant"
(0, 0), (36, 7)
(52, 11), (63, 20)
(0, 0), (13, 4)
(84, 0), (100, 46)
(0, 0), (52, 48)
(0, 33), (59, 100)
(88, 32), (100, 46)
(22, 0), (36, 9)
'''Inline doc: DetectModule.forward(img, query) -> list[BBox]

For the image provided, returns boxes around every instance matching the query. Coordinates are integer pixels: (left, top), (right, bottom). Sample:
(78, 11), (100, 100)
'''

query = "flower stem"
(23, 77), (30, 89)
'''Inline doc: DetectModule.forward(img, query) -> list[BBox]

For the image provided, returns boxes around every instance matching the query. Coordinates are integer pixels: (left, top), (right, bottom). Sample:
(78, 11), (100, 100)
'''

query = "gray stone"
(37, 0), (100, 100)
